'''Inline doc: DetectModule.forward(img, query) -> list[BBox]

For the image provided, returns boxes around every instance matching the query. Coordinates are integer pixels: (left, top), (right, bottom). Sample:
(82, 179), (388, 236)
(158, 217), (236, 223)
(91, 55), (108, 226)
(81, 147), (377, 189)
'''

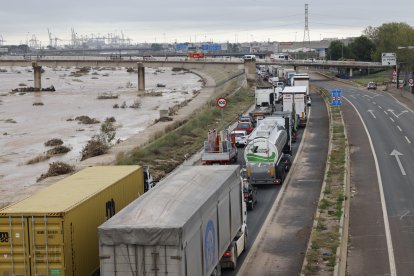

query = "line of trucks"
(0, 67), (311, 276)
(0, 165), (247, 276)
(201, 70), (310, 186)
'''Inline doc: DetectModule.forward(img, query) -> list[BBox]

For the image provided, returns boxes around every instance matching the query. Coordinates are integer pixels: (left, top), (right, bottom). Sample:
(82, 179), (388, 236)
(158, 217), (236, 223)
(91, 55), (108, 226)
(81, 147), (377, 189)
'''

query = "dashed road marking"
(384, 111), (388, 115)
(378, 105), (383, 109)
(405, 136), (411, 144)
(397, 126), (402, 132)
(400, 211), (410, 220)
(390, 117), (395, 123)
(344, 96), (396, 276)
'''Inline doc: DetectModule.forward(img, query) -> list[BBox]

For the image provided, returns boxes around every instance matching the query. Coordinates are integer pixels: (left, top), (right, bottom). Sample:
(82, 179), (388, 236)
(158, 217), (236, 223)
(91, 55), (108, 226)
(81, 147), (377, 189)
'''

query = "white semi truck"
(244, 117), (292, 185)
(99, 165), (247, 276)
(293, 73), (310, 96)
(282, 86), (308, 127)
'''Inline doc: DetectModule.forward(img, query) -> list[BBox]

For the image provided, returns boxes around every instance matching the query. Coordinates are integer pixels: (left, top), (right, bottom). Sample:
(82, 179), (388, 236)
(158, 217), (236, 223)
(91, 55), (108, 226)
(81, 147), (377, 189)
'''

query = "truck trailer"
(244, 117), (292, 185)
(282, 86), (308, 127)
(98, 165), (247, 276)
(293, 73), (310, 96)
(0, 166), (146, 276)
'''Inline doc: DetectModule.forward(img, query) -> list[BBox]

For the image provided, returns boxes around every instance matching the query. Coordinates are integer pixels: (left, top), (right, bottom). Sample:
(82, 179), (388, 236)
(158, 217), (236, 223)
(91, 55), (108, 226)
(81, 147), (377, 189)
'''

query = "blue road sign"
(331, 89), (342, 107)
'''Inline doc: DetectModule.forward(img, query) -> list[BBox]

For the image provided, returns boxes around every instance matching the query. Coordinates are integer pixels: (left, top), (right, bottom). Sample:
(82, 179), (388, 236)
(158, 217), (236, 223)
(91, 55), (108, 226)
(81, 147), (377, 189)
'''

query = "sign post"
(217, 97), (227, 121)
(331, 89), (342, 107)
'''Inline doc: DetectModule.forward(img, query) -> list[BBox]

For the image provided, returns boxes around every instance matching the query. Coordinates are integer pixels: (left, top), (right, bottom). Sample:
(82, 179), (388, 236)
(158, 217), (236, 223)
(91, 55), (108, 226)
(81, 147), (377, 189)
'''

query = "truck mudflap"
(220, 227), (247, 270)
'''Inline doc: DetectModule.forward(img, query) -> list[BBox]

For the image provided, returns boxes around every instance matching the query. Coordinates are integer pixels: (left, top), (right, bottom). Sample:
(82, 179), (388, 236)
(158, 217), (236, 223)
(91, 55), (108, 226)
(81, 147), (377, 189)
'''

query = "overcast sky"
(1, 0), (413, 45)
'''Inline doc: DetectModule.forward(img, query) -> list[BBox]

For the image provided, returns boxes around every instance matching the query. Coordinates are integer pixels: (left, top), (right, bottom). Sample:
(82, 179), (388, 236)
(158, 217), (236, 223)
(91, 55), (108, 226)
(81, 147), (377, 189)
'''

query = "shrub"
(37, 161), (74, 181)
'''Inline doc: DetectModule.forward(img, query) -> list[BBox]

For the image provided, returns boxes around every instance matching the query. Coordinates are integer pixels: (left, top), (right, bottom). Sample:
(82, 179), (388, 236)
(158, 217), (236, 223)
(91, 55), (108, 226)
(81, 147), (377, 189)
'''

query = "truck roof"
(282, 86), (307, 94)
(0, 166), (142, 214)
(99, 165), (240, 246)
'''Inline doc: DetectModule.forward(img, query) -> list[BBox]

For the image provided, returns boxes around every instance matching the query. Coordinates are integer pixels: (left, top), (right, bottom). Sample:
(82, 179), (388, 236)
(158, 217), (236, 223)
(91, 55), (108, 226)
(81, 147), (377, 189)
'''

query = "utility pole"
(303, 4), (311, 53)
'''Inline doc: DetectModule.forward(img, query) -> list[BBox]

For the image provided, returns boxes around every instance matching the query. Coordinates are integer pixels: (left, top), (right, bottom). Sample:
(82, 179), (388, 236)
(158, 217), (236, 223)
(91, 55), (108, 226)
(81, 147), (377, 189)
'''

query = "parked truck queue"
(0, 62), (312, 276)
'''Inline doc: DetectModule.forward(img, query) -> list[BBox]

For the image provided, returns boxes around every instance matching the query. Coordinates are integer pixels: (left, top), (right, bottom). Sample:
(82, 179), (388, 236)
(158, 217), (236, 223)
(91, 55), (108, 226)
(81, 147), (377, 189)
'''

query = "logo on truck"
(204, 219), (216, 274)
(245, 138), (278, 163)
(0, 232), (9, 243)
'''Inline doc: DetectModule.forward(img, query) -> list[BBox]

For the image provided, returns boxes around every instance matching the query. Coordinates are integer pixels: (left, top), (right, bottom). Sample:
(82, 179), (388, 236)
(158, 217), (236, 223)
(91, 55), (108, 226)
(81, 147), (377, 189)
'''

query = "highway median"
(302, 87), (349, 275)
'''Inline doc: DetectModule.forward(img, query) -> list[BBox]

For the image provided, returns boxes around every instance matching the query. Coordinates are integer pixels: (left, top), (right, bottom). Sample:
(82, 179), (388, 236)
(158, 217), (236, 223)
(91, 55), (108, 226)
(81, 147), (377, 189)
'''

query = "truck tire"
(276, 165), (286, 184)
(279, 155), (291, 172)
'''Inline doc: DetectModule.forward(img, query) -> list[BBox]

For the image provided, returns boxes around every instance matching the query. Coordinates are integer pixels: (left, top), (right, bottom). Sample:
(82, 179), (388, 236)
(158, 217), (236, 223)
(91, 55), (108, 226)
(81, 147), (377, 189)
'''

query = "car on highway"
(231, 130), (248, 147)
(235, 121), (254, 134)
(239, 115), (256, 127)
(243, 181), (257, 210)
(367, 82), (377, 90)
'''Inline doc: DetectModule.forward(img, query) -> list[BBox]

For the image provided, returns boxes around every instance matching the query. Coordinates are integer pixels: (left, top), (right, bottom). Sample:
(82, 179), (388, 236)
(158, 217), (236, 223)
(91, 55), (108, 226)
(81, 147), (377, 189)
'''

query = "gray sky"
(1, 0), (413, 45)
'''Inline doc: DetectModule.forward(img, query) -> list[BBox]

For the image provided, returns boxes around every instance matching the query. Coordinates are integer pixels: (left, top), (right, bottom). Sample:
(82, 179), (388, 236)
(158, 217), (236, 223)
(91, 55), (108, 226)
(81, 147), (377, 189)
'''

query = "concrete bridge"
(0, 56), (387, 91)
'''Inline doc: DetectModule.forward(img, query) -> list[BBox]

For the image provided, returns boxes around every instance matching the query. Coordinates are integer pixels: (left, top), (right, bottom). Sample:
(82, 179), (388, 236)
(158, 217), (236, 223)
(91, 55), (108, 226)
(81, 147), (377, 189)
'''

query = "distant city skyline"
(1, 1), (412, 46)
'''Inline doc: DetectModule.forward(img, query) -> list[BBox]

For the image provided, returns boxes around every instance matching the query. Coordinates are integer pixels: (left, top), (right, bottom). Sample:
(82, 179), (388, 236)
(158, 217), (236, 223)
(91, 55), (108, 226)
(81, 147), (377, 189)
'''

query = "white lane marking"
(397, 126), (402, 132)
(390, 149), (406, 176)
(378, 105), (383, 109)
(405, 136), (411, 144)
(384, 111), (389, 115)
(343, 96), (397, 276)
(386, 93), (414, 114)
(350, 95), (356, 99)
(388, 109), (408, 118)
(367, 110), (376, 119)
(390, 117), (395, 123)
(400, 211), (410, 220)
(373, 101), (377, 105)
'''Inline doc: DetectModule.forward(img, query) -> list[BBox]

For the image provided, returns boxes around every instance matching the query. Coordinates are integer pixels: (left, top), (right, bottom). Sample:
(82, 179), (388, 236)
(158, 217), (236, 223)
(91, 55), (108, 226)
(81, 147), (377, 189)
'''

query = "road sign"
(409, 78), (413, 87)
(217, 97), (227, 108)
(331, 89), (342, 107)
(382, 53), (396, 66)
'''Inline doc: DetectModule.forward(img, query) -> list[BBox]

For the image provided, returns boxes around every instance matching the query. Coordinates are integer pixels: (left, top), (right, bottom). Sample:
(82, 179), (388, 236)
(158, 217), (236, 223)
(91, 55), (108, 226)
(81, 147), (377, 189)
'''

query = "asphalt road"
(314, 77), (414, 276)
(221, 110), (305, 276)
(224, 86), (329, 275)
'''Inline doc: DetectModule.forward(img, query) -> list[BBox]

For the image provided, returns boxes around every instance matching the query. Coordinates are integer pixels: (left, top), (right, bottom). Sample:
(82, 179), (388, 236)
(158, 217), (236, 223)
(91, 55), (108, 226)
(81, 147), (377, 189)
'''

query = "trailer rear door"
(0, 216), (65, 276)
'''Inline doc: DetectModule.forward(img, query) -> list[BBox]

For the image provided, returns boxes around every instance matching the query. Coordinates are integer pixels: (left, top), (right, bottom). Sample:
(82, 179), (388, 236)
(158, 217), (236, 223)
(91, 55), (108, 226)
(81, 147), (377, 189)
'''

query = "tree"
(348, 36), (376, 61)
(365, 22), (414, 67)
(327, 41), (352, 60)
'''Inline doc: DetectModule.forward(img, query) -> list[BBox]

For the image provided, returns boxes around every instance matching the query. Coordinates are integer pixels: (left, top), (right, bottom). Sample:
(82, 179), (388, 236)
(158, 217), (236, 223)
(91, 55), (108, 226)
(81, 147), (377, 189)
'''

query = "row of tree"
(327, 22), (414, 71)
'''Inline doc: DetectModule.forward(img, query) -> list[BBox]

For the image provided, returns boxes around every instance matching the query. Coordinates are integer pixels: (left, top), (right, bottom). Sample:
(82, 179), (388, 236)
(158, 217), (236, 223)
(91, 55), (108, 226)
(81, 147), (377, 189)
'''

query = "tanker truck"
(244, 117), (292, 185)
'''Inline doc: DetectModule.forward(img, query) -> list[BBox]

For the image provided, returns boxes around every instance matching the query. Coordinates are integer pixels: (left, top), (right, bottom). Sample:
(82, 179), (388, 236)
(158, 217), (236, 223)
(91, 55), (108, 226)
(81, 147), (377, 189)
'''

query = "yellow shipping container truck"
(0, 165), (144, 276)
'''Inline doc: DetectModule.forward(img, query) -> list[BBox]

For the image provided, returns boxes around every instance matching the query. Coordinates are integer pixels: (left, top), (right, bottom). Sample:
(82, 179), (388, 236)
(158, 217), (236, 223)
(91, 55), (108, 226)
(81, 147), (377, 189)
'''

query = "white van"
(243, 55), (256, 61)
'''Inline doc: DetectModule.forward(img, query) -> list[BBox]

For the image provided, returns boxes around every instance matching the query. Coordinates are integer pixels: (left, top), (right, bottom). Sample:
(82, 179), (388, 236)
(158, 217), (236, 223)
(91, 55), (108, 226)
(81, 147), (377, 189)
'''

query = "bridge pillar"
(32, 63), (42, 91)
(244, 60), (256, 84)
(349, 68), (353, 77)
(138, 62), (145, 91)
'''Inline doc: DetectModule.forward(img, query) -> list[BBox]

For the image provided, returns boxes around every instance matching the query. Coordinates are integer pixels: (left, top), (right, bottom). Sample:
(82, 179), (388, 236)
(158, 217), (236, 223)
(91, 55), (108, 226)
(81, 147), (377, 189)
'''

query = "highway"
(221, 85), (329, 275)
(314, 76), (414, 276)
(221, 126), (304, 276)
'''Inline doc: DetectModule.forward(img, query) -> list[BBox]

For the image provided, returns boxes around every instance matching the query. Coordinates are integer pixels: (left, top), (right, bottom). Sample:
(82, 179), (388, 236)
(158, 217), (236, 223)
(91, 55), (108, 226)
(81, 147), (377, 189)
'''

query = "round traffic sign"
(409, 78), (413, 84)
(217, 97), (227, 108)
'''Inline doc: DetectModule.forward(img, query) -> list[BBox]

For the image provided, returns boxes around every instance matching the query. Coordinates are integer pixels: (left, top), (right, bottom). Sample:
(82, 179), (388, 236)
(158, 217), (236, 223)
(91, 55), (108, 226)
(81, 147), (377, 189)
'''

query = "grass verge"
(302, 87), (348, 275)
(116, 83), (253, 180)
